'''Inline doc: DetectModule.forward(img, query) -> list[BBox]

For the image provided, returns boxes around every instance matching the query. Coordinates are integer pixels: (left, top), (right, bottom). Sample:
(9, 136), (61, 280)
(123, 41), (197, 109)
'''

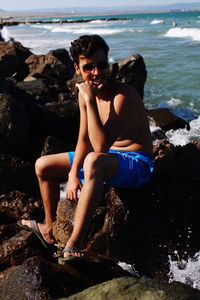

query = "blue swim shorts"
(67, 150), (154, 189)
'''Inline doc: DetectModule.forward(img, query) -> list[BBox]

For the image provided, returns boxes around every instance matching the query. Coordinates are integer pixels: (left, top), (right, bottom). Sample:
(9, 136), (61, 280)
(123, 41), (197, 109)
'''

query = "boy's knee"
(83, 152), (103, 175)
(35, 156), (49, 177)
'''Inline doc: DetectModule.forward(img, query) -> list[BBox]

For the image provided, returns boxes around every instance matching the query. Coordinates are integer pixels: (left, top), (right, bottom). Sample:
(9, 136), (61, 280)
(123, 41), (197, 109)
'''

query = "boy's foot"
(18, 219), (56, 245)
(63, 246), (84, 258)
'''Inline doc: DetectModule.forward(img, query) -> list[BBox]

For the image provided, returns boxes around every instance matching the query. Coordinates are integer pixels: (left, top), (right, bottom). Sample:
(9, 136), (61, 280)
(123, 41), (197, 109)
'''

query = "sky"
(1, 0), (200, 11)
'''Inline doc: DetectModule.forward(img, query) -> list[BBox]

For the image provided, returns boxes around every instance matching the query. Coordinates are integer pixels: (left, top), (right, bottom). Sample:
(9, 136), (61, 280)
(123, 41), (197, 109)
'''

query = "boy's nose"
(92, 66), (99, 75)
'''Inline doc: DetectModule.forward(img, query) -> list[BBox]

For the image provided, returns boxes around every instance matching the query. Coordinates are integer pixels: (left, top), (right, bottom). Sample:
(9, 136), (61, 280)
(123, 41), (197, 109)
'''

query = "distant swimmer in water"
(162, 19), (165, 24)
(173, 20), (177, 27)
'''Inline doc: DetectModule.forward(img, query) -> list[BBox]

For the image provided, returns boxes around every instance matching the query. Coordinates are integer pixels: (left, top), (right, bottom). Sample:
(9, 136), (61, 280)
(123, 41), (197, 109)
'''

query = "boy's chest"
(96, 99), (111, 126)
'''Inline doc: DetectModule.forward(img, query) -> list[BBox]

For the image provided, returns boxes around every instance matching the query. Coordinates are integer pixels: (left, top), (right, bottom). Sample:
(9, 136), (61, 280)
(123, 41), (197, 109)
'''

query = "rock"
(0, 229), (52, 272)
(153, 139), (174, 160)
(66, 73), (84, 99)
(53, 141), (200, 280)
(25, 48), (74, 87)
(65, 276), (200, 300)
(0, 255), (131, 299)
(0, 191), (43, 224)
(110, 54), (147, 99)
(17, 78), (60, 104)
(0, 78), (79, 161)
(147, 107), (189, 131)
(0, 41), (32, 81)
(45, 100), (79, 119)
(41, 136), (75, 157)
(0, 93), (30, 156)
(0, 154), (39, 195)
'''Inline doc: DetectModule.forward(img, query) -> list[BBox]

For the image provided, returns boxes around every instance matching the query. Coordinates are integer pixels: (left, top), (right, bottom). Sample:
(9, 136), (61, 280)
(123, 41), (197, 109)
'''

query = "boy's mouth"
(92, 78), (106, 86)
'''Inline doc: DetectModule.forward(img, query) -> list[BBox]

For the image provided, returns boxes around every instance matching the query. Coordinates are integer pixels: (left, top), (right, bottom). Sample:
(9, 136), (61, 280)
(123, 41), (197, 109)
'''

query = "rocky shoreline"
(0, 39), (200, 299)
(1, 17), (134, 27)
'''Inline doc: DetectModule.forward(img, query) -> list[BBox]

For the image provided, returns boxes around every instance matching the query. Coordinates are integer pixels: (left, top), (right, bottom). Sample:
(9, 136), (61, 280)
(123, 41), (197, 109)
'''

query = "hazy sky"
(1, 0), (200, 11)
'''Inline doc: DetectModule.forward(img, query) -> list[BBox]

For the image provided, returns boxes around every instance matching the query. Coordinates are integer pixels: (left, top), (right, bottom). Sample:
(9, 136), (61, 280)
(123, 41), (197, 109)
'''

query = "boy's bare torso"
(94, 78), (152, 153)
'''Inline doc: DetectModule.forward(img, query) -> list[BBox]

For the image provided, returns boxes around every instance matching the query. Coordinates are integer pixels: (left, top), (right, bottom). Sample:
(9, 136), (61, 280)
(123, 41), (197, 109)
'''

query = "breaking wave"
(165, 27), (200, 42)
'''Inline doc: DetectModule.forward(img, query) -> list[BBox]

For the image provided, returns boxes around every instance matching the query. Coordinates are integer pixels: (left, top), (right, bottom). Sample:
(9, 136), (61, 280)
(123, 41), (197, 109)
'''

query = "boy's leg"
(22, 152), (71, 244)
(64, 152), (119, 256)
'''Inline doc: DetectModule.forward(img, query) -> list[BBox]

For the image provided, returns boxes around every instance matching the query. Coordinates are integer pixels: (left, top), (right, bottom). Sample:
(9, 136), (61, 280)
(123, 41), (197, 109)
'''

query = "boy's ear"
(74, 63), (81, 75)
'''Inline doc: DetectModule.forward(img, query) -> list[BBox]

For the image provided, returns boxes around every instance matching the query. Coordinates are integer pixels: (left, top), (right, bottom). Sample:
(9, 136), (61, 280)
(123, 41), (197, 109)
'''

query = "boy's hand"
(76, 81), (102, 102)
(66, 173), (82, 202)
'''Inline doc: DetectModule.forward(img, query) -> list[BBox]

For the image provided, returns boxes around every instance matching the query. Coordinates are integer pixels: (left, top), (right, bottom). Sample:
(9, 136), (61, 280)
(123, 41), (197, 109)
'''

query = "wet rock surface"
(0, 256), (131, 300)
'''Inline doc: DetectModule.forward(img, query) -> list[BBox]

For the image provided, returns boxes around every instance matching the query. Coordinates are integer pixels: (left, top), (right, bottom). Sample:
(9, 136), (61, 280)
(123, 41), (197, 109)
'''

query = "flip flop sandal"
(17, 220), (48, 248)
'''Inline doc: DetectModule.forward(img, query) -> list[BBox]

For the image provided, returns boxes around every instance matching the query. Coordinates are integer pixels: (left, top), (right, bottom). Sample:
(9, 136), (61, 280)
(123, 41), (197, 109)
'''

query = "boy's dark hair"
(70, 35), (109, 65)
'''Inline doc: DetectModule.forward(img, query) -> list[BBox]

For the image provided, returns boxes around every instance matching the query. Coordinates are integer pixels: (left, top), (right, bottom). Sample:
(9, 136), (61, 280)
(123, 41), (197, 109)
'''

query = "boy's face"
(74, 49), (109, 89)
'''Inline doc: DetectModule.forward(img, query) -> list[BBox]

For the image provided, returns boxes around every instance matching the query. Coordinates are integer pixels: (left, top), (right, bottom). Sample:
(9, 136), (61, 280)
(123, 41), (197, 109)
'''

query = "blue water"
(2, 10), (200, 144)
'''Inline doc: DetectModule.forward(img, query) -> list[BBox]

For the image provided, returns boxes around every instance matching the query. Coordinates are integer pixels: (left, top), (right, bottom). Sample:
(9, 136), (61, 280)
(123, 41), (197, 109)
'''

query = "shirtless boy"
(19, 35), (153, 257)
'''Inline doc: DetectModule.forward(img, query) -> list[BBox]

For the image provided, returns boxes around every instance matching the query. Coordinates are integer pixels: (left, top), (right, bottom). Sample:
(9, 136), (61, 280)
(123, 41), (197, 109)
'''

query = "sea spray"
(168, 251), (200, 290)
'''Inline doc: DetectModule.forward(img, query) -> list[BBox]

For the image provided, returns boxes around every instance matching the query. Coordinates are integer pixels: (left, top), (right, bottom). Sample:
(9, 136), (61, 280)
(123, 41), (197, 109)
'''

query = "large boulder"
(0, 154), (39, 195)
(110, 54), (147, 99)
(25, 48), (74, 87)
(0, 191), (43, 224)
(0, 93), (30, 156)
(0, 256), (130, 299)
(53, 141), (200, 280)
(17, 78), (60, 104)
(147, 107), (189, 131)
(0, 78), (79, 161)
(0, 41), (32, 81)
(66, 276), (200, 300)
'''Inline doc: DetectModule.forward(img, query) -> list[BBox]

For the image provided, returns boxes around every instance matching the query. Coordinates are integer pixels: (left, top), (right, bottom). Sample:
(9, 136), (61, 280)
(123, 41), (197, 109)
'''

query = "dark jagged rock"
(0, 93), (30, 156)
(110, 54), (147, 99)
(0, 229), (53, 272)
(0, 256), (131, 300)
(45, 100), (79, 119)
(25, 48), (74, 87)
(53, 141), (200, 281)
(17, 78), (60, 104)
(0, 191), (43, 224)
(41, 136), (75, 157)
(0, 78), (79, 161)
(0, 41), (32, 81)
(0, 154), (39, 195)
(147, 107), (189, 131)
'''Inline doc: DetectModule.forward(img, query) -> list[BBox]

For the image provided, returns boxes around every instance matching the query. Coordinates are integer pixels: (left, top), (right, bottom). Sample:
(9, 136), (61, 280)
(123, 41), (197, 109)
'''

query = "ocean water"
(2, 11), (199, 288)
(2, 11), (200, 146)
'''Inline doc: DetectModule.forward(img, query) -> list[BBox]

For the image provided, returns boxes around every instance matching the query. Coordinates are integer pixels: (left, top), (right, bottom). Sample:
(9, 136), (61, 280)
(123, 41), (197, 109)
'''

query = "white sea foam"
(118, 262), (141, 277)
(1, 26), (10, 41)
(168, 251), (200, 290)
(151, 19), (163, 24)
(90, 19), (107, 24)
(167, 98), (182, 107)
(165, 27), (200, 42)
(52, 26), (134, 35)
(166, 116), (200, 146)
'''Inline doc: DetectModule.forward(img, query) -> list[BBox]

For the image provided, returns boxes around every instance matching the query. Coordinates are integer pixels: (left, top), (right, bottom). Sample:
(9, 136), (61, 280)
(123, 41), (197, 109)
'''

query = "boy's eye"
(82, 61), (108, 73)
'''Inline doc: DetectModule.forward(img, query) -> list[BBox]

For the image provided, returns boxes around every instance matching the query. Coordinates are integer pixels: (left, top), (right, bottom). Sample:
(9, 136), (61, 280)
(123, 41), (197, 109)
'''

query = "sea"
(2, 10), (200, 288)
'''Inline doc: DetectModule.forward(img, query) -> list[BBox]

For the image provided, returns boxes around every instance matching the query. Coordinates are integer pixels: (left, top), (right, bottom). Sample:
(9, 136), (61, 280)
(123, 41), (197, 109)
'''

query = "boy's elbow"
(93, 142), (109, 153)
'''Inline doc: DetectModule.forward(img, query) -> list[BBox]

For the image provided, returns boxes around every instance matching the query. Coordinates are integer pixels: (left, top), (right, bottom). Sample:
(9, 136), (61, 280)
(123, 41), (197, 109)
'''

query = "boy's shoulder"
(109, 78), (141, 100)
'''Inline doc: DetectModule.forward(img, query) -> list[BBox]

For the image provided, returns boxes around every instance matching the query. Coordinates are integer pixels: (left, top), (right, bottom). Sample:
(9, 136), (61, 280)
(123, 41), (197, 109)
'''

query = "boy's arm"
(66, 95), (91, 201)
(76, 81), (111, 152)
(76, 81), (129, 152)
